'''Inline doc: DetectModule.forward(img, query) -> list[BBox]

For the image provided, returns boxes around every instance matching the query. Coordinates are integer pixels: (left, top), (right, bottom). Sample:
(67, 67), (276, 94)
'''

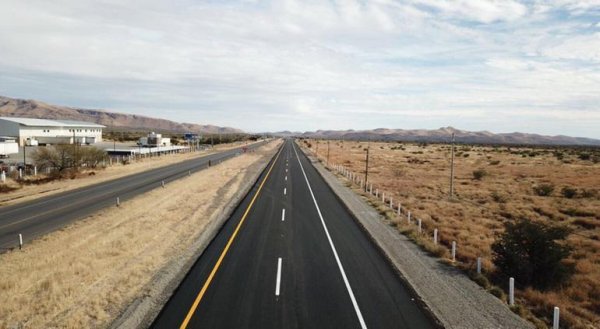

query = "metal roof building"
(0, 117), (105, 146)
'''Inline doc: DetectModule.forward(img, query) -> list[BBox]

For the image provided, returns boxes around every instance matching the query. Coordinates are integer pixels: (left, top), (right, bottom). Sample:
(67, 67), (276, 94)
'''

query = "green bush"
(491, 219), (573, 290)
(533, 183), (554, 196)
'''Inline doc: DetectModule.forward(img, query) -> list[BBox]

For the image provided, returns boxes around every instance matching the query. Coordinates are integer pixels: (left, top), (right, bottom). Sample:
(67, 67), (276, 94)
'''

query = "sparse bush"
(580, 189), (598, 199)
(472, 169), (488, 180)
(491, 191), (507, 203)
(560, 186), (577, 199)
(533, 183), (554, 197)
(491, 219), (573, 290)
(578, 153), (591, 161)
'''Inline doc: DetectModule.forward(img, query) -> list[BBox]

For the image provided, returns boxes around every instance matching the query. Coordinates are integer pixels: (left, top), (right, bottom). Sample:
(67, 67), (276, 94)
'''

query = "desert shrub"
(491, 191), (507, 203)
(580, 189), (598, 199)
(553, 151), (564, 160)
(491, 219), (573, 290)
(533, 183), (554, 197)
(578, 153), (591, 160)
(472, 169), (488, 180)
(560, 186), (577, 199)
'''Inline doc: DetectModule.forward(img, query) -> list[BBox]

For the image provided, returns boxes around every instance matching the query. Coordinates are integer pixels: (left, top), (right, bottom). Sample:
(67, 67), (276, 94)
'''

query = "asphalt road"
(152, 139), (435, 329)
(0, 141), (267, 251)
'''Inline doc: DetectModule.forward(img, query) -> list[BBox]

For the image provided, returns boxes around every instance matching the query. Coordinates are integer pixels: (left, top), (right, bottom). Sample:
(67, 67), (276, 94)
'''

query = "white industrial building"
(0, 117), (105, 146)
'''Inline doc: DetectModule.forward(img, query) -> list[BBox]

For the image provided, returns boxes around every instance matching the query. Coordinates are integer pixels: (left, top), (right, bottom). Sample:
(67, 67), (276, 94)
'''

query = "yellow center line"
(179, 144), (283, 329)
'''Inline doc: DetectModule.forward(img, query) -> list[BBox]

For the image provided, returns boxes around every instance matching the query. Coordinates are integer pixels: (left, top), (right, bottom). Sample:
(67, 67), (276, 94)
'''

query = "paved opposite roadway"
(152, 139), (435, 329)
(0, 141), (267, 251)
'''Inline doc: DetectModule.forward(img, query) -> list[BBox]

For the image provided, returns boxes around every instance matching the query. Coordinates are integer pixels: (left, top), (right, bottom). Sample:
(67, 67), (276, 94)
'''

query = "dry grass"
(0, 140), (280, 329)
(0, 140), (260, 207)
(306, 139), (600, 328)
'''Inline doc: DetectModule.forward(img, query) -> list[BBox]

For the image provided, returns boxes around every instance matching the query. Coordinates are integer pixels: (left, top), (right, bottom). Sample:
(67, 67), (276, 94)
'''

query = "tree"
(491, 219), (573, 290)
(32, 145), (107, 174)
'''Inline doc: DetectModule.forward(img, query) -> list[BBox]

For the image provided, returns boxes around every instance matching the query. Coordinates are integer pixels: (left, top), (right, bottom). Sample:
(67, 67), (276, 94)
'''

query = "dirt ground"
(305, 139), (599, 328)
(0, 140), (280, 329)
(0, 140), (260, 207)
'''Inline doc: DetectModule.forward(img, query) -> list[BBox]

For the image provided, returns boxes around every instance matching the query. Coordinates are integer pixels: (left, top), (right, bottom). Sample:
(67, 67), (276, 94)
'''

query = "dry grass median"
(0, 140), (280, 329)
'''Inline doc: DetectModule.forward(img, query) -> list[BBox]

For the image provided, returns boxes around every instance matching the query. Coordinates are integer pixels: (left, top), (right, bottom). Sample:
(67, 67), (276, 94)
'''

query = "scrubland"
(306, 139), (599, 328)
(0, 140), (279, 328)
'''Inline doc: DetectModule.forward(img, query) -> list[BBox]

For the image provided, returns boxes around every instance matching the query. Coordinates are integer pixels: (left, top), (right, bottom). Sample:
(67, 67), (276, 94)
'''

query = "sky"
(0, 0), (599, 138)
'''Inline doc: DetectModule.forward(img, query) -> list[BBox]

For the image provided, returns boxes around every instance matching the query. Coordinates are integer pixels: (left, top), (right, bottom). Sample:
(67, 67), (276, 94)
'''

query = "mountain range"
(0, 96), (243, 134)
(275, 127), (600, 146)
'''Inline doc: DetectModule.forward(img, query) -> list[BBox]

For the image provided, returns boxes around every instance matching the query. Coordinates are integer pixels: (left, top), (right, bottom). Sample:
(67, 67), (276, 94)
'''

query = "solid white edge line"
(276, 257), (282, 296)
(282, 208), (286, 221)
(292, 142), (368, 329)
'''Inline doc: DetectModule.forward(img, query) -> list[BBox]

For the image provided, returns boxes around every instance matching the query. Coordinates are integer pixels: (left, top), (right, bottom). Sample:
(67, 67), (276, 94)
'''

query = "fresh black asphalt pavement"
(0, 141), (266, 251)
(152, 139), (435, 329)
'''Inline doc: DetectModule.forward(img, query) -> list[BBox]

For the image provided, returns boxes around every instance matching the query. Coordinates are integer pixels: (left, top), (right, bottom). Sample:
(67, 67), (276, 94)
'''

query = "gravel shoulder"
(304, 150), (534, 329)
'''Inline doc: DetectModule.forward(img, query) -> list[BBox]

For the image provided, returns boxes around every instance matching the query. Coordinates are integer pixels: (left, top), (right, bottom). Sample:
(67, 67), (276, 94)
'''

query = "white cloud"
(0, 0), (599, 137)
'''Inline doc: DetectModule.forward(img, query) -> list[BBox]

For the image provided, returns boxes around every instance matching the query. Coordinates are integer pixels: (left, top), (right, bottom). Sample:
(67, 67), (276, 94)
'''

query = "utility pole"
(449, 132), (455, 199)
(364, 146), (369, 192)
(327, 140), (330, 166)
(22, 143), (26, 176)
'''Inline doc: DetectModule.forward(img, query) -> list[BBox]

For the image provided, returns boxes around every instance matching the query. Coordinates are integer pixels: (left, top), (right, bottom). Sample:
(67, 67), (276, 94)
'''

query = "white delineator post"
(116, 197), (120, 207)
(553, 307), (560, 329)
(433, 229), (438, 244)
(162, 180), (165, 188)
(477, 257), (482, 274)
(18, 233), (23, 250)
(452, 241), (456, 262)
(1, 171), (5, 183)
(407, 211), (411, 223)
(369, 184), (373, 194)
(375, 189), (379, 198)
(389, 198), (393, 208)
(509, 277), (515, 306)
(34, 166), (37, 176)
(418, 218), (422, 233)
(382, 192), (385, 202)
(397, 205), (401, 215)
(19, 168), (22, 179)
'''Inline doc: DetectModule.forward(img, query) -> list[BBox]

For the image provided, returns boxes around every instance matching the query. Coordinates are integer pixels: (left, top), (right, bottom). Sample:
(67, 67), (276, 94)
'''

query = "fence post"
(553, 307), (560, 329)
(509, 277), (515, 306)
(477, 257), (482, 274)
(433, 229), (438, 244)
(452, 241), (456, 262)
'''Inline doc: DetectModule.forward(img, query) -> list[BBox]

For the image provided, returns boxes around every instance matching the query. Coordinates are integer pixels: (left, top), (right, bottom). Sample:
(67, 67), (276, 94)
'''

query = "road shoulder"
(303, 150), (534, 329)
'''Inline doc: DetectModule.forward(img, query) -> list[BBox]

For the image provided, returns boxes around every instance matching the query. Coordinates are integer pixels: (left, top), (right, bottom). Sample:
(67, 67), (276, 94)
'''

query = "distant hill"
(0, 96), (244, 134)
(275, 127), (600, 146)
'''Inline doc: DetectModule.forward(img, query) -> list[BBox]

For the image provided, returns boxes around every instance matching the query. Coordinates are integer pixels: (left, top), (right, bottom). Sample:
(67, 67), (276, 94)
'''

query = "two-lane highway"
(0, 141), (267, 250)
(153, 139), (435, 328)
